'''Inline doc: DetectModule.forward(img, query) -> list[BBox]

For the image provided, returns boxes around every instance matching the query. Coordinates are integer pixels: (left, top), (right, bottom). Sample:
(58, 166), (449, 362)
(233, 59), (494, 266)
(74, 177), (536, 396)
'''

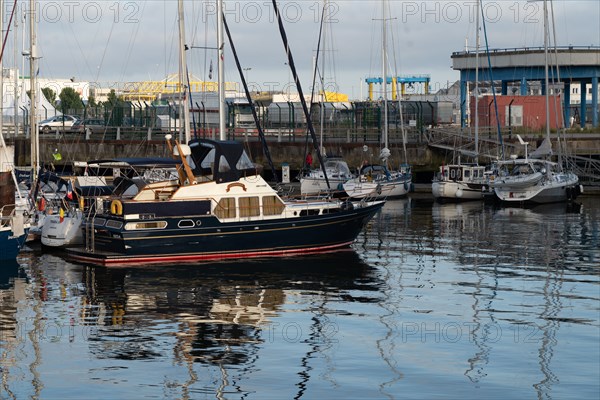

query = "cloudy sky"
(7, 0), (599, 99)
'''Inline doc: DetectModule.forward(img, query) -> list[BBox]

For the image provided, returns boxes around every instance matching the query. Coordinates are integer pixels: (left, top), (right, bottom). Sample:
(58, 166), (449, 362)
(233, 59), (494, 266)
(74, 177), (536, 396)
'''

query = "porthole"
(178, 219), (195, 228)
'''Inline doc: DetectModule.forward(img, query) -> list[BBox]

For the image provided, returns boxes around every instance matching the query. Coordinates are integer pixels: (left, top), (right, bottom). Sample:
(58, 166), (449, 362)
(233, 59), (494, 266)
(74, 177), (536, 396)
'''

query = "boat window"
(300, 209), (320, 217)
(263, 196), (285, 216)
(218, 155), (231, 173)
(464, 170), (471, 178)
(94, 218), (106, 226)
(236, 151), (255, 170)
(214, 197), (236, 219)
(106, 220), (123, 229)
(239, 196), (260, 217)
(178, 219), (195, 228)
(124, 221), (167, 230)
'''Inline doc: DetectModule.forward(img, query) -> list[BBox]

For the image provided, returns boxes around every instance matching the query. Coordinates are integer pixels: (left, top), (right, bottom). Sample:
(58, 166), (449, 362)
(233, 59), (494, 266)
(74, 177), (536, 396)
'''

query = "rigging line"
(303, 3), (327, 166)
(0, 0), (17, 62)
(272, 0), (330, 189)
(222, 14), (277, 183)
(480, 1), (504, 161)
(119, 0), (148, 81)
(94, 17), (116, 83)
(185, 67), (198, 139)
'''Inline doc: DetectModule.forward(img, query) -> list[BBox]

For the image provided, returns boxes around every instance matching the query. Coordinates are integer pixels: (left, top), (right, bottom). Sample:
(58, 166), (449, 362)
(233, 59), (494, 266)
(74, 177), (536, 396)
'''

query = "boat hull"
(300, 176), (346, 195)
(493, 173), (581, 204)
(41, 212), (84, 248)
(0, 227), (28, 260)
(432, 180), (485, 201)
(67, 201), (384, 266)
(343, 175), (411, 199)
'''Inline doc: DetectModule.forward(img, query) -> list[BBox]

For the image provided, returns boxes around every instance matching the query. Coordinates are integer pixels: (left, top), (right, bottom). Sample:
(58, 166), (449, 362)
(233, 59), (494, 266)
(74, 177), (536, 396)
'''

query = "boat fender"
(376, 184), (382, 195)
(79, 196), (85, 211)
(340, 200), (354, 211)
(110, 199), (123, 216)
(456, 189), (464, 198)
(38, 197), (46, 211)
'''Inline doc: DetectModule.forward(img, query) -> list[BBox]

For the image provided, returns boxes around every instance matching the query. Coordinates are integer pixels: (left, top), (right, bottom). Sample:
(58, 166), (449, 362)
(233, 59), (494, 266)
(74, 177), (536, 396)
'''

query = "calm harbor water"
(1, 196), (599, 399)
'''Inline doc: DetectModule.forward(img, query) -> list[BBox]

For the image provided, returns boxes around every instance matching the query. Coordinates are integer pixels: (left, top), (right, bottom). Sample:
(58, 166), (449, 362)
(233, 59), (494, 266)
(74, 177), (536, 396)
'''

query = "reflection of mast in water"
(0, 261), (21, 399)
(293, 291), (342, 399)
(463, 233), (499, 383)
(375, 261), (404, 399)
(0, 257), (45, 399)
(27, 260), (46, 398)
(532, 260), (564, 398)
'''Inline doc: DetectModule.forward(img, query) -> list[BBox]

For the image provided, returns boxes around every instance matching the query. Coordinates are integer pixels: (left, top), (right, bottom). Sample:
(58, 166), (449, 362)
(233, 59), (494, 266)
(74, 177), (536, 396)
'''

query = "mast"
(177, 0), (191, 143)
(543, 0), (550, 141)
(13, 2), (19, 136)
(319, 0), (326, 156)
(381, 0), (389, 151)
(474, 0), (480, 163)
(217, 0), (226, 140)
(29, 0), (38, 181)
(1, 0), (4, 145)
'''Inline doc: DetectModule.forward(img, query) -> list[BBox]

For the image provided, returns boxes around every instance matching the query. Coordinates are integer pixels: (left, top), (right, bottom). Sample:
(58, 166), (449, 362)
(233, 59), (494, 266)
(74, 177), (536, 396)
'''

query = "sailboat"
(491, 0), (581, 204)
(431, 0), (489, 201)
(0, 2), (30, 260)
(299, 0), (354, 197)
(65, 0), (384, 266)
(343, 0), (412, 199)
(0, 153), (29, 260)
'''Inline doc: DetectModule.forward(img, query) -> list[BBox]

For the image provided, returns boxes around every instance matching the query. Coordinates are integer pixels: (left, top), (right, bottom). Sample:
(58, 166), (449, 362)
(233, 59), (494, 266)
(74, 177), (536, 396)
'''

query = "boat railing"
(0, 204), (18, 228)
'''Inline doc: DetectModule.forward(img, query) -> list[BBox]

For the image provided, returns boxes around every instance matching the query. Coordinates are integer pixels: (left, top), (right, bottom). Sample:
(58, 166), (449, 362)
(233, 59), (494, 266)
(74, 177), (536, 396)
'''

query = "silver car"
(39, 115), (78, 133)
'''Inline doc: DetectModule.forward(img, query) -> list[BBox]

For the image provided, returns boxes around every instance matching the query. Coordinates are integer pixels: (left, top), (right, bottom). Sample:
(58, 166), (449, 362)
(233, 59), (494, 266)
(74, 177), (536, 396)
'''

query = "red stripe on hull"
(68, 241), (355, 267)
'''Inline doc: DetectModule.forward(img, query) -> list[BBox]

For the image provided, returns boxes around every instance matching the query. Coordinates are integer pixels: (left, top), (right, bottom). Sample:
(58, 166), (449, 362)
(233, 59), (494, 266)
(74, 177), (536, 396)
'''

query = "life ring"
(110, 199), (123, 215)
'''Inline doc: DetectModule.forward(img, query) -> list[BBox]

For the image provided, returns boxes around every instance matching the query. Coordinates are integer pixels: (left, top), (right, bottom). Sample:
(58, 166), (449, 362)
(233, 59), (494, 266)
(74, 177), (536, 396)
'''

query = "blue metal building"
(451, 46), (600, 128)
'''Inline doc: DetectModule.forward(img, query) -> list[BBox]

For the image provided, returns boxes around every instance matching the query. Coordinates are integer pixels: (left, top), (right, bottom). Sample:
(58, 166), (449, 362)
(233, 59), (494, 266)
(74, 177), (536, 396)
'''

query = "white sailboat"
(343, 0), (412, 199)
(491, 0), (581, 204)
(300, 0), (354, 197)
(432, 0), (488, 201)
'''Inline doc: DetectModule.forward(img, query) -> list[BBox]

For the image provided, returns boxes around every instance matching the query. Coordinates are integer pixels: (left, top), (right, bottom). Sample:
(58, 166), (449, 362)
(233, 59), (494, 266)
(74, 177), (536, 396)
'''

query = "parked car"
(71, 118), (109, 134)
(39, 115), (78, 133)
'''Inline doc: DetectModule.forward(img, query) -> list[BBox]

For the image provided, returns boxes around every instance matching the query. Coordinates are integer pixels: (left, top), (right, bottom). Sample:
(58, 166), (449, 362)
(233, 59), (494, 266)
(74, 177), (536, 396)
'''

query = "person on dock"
(305, 152), (313, 169)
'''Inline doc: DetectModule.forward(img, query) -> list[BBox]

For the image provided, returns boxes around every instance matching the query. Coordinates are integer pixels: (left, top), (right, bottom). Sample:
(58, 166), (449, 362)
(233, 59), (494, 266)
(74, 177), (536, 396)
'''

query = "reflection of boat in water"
(431, 200), (485, 221)
(0, 260), (20, 288)
(79, 250), (377, 365)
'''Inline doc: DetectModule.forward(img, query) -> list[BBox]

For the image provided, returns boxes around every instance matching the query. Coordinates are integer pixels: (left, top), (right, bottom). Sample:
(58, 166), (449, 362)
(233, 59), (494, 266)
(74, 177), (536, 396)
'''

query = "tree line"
(40, 87), (122, 113)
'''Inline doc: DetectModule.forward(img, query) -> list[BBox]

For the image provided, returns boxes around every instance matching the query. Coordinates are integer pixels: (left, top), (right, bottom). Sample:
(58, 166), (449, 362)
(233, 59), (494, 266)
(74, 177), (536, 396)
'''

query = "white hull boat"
(432, 164), (490, 201)
(300, 158), (354, 196)
(492, 159), (581, 204)
(41, 209), (84, 248)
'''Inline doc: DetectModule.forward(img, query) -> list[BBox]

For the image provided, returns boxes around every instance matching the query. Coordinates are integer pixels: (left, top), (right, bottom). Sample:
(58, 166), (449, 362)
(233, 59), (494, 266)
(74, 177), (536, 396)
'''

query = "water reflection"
(78, 251), (380, 396)
(1, 197), (598, 399)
